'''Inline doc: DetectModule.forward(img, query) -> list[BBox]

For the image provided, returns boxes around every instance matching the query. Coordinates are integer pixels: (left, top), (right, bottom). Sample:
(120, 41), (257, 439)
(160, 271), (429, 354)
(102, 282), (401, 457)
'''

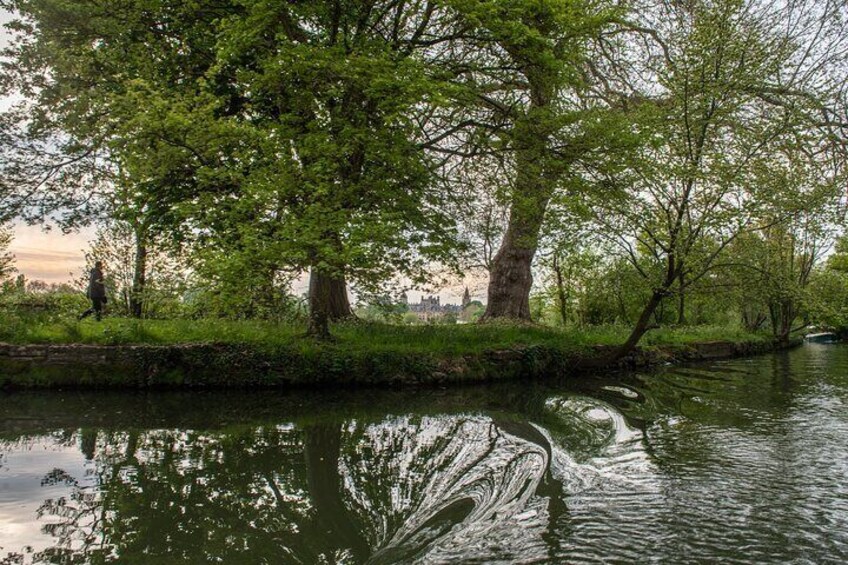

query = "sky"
(7, 224), (91, 284)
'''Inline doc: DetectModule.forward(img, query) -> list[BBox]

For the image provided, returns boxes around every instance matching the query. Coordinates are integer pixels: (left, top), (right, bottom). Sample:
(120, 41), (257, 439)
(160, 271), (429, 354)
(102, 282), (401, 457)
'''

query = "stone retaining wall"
(0, 338), (803, 389)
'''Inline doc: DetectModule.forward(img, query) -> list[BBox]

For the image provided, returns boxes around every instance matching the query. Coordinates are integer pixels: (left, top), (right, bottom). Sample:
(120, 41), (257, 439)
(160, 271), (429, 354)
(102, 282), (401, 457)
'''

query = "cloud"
(8, 223), (93, 283)
(12, 249), (82, 261)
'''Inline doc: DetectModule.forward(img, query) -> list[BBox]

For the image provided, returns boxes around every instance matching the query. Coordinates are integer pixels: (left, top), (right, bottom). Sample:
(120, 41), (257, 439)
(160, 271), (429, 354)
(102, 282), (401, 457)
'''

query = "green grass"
(638, 324), (771, 346)
(0, 315), (778, 389)
(0, 314), (770, 355)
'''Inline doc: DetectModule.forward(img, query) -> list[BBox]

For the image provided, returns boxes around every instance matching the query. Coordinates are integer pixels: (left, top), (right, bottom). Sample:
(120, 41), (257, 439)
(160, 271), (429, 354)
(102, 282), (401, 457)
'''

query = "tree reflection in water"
(2, 413), (579, 564)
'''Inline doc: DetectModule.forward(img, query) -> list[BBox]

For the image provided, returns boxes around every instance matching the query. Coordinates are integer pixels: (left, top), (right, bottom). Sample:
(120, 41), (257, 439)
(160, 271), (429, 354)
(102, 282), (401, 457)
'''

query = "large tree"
(438, 0), (638, 321)
(208, 1), (464, 336)
(1, 1), (465, 336)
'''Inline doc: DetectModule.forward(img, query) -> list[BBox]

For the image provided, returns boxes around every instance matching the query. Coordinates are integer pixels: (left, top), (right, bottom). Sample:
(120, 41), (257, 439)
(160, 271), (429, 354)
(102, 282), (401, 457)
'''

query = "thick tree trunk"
(307, 268), (352, 339)
(482, 226), (541, 320)
(307, 304), (330, 340)
(130, 232), (147, 319)
(311, 269), (351, 320)
(482, 95), (555, 321)
(771, 300), (795, 344)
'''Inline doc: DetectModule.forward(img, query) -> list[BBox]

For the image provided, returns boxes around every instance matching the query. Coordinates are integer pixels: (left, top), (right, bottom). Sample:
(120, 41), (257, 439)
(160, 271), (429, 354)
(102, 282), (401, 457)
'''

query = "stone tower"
(462, 287), (471, 309)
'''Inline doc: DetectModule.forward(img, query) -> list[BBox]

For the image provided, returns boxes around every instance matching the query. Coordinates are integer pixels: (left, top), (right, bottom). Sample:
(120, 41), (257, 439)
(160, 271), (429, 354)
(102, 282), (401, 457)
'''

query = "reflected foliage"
(3, 416), (571, 563)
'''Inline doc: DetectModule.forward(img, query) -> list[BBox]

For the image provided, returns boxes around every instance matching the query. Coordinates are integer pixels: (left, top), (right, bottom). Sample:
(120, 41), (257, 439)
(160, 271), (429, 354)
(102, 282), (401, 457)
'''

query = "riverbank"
(0, 320), (800, 389)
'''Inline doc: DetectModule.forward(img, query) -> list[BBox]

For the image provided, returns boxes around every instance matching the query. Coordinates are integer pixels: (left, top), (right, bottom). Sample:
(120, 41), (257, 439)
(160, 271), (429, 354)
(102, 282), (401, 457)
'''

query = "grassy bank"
(0, 318), (787, 390)
(0, 317), (770, 355)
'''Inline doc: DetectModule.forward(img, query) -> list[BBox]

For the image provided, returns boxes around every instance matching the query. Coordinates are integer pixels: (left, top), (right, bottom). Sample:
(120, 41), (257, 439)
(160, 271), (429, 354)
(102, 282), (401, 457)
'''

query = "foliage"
(806, 269), (848, 333)
(354, 301), (408, 325)
(460, 302), (485, 323)
(185, 255), (306, 322)
(719, 202), (843, 340)
(0, 282), (88, 342)
(1, 0), (846, 349)
(2, 0), (466, 295)
(806, 237), (848, 332)
(561, 0), (848, 354)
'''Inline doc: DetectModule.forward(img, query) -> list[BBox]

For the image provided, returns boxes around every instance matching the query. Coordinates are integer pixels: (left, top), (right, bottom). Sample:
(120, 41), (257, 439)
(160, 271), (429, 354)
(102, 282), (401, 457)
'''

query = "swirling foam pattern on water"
(1, 344), (847, 563)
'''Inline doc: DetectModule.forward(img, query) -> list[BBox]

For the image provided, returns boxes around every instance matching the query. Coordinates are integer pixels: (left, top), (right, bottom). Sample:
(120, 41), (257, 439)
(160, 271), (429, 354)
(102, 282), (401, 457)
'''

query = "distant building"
(406, 287), (472, 322)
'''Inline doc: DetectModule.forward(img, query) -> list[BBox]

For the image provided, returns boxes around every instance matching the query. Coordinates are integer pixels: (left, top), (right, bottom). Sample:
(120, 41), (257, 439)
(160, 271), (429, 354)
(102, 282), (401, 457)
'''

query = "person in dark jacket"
(79, 261), (107, 321)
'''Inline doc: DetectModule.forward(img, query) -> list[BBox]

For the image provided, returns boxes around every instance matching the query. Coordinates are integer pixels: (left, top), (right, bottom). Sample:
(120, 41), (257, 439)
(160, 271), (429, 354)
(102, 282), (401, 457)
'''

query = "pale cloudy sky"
(9, 224), (92, 284)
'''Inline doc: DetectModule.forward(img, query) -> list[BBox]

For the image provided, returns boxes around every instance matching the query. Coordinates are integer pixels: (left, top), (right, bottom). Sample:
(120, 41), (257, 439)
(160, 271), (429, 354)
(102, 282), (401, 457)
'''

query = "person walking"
(79, 261), (107, 321)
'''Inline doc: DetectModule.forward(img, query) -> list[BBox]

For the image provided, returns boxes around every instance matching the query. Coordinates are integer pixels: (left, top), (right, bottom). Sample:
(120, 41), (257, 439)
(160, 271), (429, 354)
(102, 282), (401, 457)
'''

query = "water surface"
(2, 344), (847, 563)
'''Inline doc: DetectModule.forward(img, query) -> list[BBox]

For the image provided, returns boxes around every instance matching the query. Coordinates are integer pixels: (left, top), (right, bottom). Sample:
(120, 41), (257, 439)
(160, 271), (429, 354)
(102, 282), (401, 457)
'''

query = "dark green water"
(1, 344), (847, 564)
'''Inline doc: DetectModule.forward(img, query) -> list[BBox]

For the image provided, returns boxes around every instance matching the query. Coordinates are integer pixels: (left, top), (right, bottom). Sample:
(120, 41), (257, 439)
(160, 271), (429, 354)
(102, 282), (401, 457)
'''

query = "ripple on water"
(548, 347), (848, 564)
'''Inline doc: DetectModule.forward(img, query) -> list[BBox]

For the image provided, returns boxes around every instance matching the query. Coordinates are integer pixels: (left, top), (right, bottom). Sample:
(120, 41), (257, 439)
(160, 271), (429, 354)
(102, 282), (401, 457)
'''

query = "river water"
(1, 344), (847, 564)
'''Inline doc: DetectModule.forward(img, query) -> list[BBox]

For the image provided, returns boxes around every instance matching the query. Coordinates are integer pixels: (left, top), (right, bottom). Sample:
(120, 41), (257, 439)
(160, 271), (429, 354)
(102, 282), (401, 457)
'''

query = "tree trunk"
(130, 231), (147, 319)
(307, 268), (352, 339)
(654, 297), (665, 325)
(483, 227), (539, 320)
(676, 270), (686, 325)
(607, 255), (679, 364)
(777, 300), (795, 344)
(553, 253), (569, 326)
(742, 308), (766, 331)
(769, 300), (794, 343)
(607, 290), (666, 363)
(769, 304), (779, 338)
(482, 95), (556, 321)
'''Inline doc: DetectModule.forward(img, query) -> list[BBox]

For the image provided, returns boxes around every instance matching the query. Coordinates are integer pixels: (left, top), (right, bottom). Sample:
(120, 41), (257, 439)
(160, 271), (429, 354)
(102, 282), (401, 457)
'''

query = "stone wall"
(0, 338), (803, 390)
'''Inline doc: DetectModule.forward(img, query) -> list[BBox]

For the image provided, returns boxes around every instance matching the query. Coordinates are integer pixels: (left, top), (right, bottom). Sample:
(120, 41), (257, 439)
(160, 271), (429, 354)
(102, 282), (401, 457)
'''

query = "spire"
(462, 287), (471, 308)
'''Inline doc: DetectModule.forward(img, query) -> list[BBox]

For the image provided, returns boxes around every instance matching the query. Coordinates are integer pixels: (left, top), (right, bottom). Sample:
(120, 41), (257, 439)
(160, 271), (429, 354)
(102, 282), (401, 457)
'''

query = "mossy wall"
(0, 339), (802, 390)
